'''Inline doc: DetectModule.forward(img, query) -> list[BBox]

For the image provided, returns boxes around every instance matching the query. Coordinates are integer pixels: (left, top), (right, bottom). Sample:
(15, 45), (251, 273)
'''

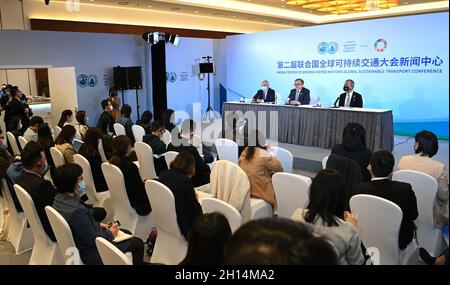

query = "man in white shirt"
(23, 116), (44, 142)
(338, 79), (363, 108)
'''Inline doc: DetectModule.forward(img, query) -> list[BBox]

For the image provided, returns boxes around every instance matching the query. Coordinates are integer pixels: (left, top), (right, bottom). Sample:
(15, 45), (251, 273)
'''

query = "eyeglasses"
(294, 83), (302, 86)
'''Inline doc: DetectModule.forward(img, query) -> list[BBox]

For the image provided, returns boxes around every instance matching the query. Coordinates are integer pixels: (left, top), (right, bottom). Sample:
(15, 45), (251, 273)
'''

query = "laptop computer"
(72, 139), (84, 153)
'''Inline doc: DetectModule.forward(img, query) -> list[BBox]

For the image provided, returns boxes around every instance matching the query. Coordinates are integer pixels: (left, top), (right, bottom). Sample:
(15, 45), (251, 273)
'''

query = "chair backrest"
(134, 142), (157, 180)
(50, 146), (65, 167)
(95, 237), (132, 265)
(164, 151), (179, 169)
(101, 162), (137, 230)
(322, 155), (329, 169)
(97, 139), (108, 162)
(350, 194), (402, 265)
(392, 170), (438, 250)
(18, 136), (28, 150)
(54, 126), (62, 141)
(14, 184), (48, 242)
(271, 147), (293, 173)
(272, 172), (311, 218)
(113, 123), (126, 137)
(131, 125), (145, 142)
(73, 154), (99, 202)
(1, 178), (20, 218)
(145, 180), (183, 238)
(161, 130), (172, 147)
(201, 198), (242, 233)
(7, 132), (21, 156)
(214, 138), (238, 164)
(45, 206), (81, 265)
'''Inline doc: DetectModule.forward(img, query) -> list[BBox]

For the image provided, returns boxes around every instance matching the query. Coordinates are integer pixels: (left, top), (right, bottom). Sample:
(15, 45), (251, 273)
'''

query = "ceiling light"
(287, 0), (399, 14)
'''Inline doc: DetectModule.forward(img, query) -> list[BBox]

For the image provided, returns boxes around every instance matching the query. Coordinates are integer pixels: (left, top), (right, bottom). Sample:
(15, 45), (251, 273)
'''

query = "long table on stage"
(222, 102), (394, 151)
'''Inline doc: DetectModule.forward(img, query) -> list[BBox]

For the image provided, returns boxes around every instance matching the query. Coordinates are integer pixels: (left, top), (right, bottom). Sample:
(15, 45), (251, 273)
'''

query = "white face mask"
(18, 123), (22, 131)
(0, 139), (7, 149)
(85, 117), (89, 123)
(109, 105), (113, 112)
(262, 86), (268, 91)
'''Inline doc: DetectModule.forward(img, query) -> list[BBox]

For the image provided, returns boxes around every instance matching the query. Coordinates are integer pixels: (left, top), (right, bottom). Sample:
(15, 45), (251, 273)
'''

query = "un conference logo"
(317, 41), (338, 55)
(166, 72), (177, 83)
(374, 38), (387, 52)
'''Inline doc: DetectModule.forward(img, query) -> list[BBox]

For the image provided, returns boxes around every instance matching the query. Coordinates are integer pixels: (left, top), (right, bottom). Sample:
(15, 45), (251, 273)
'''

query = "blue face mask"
(78, 180), (86, 194)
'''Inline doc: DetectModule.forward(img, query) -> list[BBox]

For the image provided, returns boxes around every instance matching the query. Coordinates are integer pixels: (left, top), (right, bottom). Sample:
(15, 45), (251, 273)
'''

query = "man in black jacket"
(288, 78), (310, 105)
(338, 79), (363, 108)
(143, 120), (168, 175)
(16, 141), (57, 241)
(253, 80), (276, 103)
(96, 99), (115, 135)
(353, 150), (418, 249)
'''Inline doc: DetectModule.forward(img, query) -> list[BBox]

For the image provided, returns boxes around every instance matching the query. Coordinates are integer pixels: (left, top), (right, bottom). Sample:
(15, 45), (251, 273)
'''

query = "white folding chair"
(73, 154), (113, 222)
(18, 136), (28, 150)
(322, 155), (329, 169)
(95, 237), (132, 265)
(271, 146), (293, 173)
(131, 125), (145, 143)
(45, 206), (83, 265)
(161, 130), (172, 147)
(393, 170), (444, 256)
(0, 178), (33, 254)
(50, 146), (65, 167)
(272, 172), (311, 218)
(113, 123), (126, 136)
(53, 126), (62, 141)
(14, 185), (62, 265)
(7, 132), (21, 156)
(134, 142), (158, 180)
(101, 162), (152, 240)
(214, 138), (238, 164)
(145, 180), (187, 265)
(164, 151), (179, 169)
(350, 194), (416, 265)
(201, 198), (242, 233)
(98, 139), (108, 162)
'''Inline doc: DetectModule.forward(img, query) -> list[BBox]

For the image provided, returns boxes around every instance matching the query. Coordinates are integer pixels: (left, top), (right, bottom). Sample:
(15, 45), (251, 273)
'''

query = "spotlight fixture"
(142, 31), (180, 46)
(45, 0), (50, 5)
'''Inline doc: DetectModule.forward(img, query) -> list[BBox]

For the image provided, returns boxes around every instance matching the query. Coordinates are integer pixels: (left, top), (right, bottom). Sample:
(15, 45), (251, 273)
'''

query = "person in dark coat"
(142, 120), (168, 176)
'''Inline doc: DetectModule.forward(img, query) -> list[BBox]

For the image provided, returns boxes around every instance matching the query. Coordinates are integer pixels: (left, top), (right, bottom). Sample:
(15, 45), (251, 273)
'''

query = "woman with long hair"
(109, 87), (121, 122)
(54, 125), (77, 164)
(57, 109), (74, 129)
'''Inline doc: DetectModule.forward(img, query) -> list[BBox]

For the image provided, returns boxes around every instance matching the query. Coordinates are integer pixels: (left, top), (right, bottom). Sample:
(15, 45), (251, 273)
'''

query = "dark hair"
(370, 150), (395, 178)
(76, 110), (87, 126)
(170, 152), (195, 177)
(304, 169), (346, 227)
(54, 164), (83, 194)
(109, 87), (117, 97)
(37, 124), (54, 152)
(120, 104), (132, 118)
(151, 120), (165, 133)
(342, 123), (367, 152)
(224, 218), (338, 265)
(20, 141), (44, 169)
(79, 128), (102, 158)
(10, 86), (19, 97)
(244, 130), (266, 162)
(140, 111), (153, 126)
(180, 213), (232, 265)
(415, 130), (438, 157)
(109, 135), (131, 166)
(101, 99), (110, 110)
(295, 78), (304, 85)
(55, 125), (76, 145)
(29, 116), (44, 127)
(346, 79), (355, 88)
(57, 109), (73, 128)
(162, 109), (175, 125)
(8, 116), (21, 131)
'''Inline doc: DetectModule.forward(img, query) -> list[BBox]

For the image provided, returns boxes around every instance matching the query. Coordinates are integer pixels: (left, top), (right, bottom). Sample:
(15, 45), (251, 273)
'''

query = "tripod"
(202, 56), (219, 121)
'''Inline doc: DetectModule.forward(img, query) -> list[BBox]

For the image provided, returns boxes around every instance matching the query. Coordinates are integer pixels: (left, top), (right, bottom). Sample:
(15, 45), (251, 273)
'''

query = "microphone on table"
(331, 96), (340, 108)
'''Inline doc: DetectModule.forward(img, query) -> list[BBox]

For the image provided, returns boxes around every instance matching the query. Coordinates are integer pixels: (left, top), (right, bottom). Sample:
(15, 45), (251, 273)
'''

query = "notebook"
(113, 230), (133, 243)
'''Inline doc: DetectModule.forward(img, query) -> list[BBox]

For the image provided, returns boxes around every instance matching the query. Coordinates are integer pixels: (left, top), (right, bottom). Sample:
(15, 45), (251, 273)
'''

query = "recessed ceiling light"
(118, 1), (129, 5)
(264, 19), (268, 22)
(290, 23), (294, 25)
(233, 15), (236, 18)
(194, 10), (199, 13)
(404, 1), (409, 4)
(148, 5), (152, 8)
(281, 5), (285, 8)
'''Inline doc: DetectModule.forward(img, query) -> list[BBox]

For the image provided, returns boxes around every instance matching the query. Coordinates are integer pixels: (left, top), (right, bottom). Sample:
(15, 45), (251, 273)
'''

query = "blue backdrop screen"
(226, 12), (449, 139)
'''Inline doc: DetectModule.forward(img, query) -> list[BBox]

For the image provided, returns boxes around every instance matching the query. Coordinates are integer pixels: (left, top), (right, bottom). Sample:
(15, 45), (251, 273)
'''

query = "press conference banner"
(226, 12), (449, 139)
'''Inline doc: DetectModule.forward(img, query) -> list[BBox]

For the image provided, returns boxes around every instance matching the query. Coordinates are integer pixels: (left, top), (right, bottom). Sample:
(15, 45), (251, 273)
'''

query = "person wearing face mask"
(143, 120), (168, 176)
(55, 125), (77, 164)
(52, 163), (145, 265)
(158, 152), (203, 240)
(16, 141), (57, 241)
(338, 79), (363, 108)
(74, 110), (89, 141)
(4, 86), (26, 132)
(109, 135), (151, 216)
(96, 99), (115, 136)
(253, 80), (276, 103)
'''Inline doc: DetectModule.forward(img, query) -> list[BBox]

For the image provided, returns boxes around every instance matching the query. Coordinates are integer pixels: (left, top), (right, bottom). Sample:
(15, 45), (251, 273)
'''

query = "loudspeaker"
(199, 63), (214, 74)
(113, 66), (128, 90)
(127, 66), (142, 89)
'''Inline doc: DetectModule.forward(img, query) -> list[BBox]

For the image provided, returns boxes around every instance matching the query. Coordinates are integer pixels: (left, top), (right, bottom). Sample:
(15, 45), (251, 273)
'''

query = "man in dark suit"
(353, 150), (418, 249)
(253, 80), (276, 103)
(338, 79), (363, 108)
(96, 99), (115, 135)
(288, 78), (310, 105)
